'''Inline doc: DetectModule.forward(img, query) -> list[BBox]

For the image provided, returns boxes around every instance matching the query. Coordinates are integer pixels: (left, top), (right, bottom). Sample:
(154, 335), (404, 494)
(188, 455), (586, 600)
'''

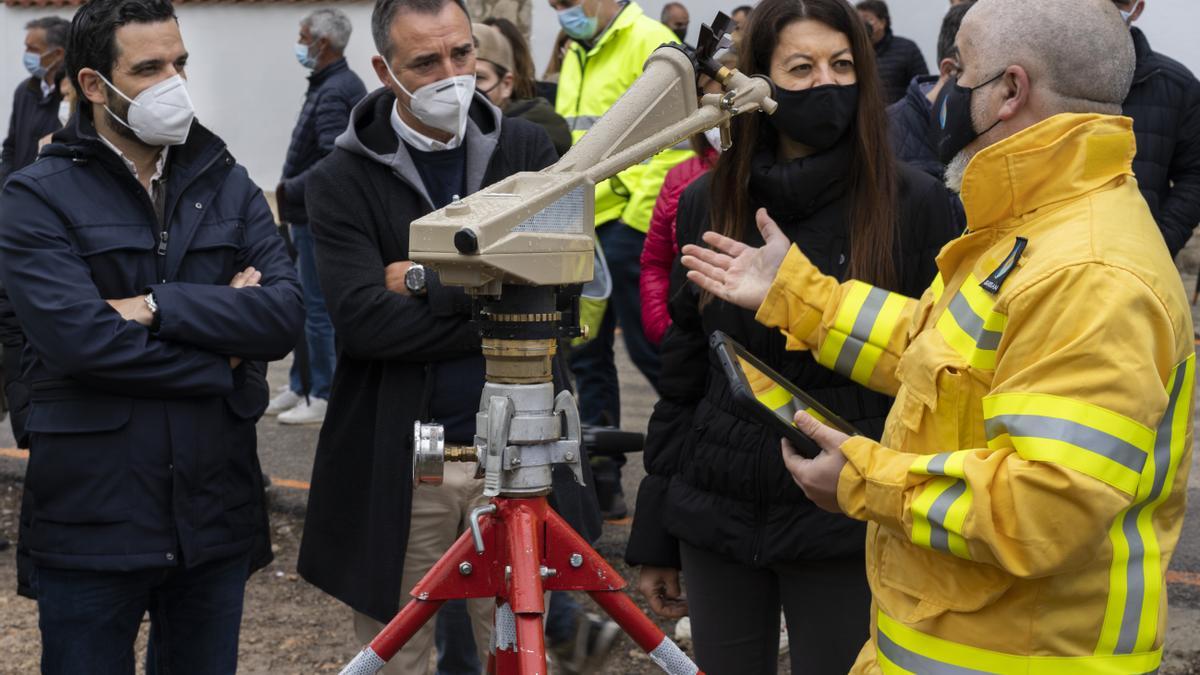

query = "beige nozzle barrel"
(481, 337), (557, 384)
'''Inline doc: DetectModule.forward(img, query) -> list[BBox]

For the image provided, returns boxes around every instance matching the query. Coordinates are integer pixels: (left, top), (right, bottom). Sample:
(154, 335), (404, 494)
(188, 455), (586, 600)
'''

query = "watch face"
(405, 265), (426, 292)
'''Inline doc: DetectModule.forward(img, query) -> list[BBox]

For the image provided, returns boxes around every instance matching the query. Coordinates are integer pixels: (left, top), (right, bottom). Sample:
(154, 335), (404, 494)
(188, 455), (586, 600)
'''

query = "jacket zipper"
(155, 149), (229, 283)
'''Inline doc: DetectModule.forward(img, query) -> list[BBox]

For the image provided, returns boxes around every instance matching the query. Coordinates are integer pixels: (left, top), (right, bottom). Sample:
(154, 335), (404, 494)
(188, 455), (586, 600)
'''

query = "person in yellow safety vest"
(551, 0), (690, 519)
(680, 1), (1195, 673)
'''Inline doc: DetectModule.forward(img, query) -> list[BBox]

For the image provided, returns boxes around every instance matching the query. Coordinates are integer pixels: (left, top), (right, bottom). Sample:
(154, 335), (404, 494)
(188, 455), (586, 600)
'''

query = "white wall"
(3, 0), (1200, 189)
(0, 2), (382, 189)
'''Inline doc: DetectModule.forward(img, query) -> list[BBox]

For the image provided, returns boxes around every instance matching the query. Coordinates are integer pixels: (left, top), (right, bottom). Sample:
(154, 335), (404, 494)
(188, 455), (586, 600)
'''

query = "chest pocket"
(69, 224), (155, 298)
(885, 276), (1002, 460)
(181, 219), (244, 283)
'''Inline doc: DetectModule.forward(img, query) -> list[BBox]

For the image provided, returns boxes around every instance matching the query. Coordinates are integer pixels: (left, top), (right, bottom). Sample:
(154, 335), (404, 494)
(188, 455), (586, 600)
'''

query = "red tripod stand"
(340, 494), (698, 673)
(341, 496), (701, 674)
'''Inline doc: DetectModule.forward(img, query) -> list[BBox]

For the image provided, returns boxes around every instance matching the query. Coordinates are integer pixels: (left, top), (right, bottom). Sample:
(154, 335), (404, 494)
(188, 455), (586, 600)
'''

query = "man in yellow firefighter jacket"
(681, 0), (1194, 673)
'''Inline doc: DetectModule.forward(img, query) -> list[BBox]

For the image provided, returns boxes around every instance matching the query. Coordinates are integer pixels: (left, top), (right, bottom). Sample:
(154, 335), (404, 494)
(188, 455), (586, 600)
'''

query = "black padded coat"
(625, 144), (961, 570)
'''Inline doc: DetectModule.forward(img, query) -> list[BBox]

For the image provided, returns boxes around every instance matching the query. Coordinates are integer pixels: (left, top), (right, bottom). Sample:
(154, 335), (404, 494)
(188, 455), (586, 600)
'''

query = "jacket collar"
(959, 113), (1135, 231)
(874, 27), (894, 55)
(24, 73), (64, 105)
(1130, 27), (1155, 82)
(749, 137), (852, 220)
(309, 57), (349, 88)
(901, 75), (939, 116)
(572, 1), (640, 56)
(42, 109), (228, 184)
(336, 87), (503, 210)
(41, 110), (235, 281)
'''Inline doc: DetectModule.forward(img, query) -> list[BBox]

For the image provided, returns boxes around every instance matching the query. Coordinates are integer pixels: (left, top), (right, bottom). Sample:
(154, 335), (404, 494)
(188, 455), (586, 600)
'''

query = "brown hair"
(483, 17), (538, 100)
(708, 0), (897, 289)
(542, 29), (571, 80)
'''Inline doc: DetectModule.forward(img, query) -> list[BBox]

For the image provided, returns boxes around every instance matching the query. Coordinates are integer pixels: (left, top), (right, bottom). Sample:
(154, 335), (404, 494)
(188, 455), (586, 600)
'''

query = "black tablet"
(710, 330), (860, 458)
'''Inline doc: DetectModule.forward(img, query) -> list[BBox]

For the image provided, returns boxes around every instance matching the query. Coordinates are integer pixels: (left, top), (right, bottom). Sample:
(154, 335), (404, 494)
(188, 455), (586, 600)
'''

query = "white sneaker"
(673, 616), (692, 642)
(779, 611), (789, 655)
(266, 388), (302, 415)
(278, 396), (328, 425)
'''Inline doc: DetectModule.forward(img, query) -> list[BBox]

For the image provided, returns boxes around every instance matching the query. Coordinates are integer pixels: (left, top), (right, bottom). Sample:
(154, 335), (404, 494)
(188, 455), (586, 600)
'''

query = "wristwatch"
(144, 292), (161, 331)
(404, 264), (428, 296)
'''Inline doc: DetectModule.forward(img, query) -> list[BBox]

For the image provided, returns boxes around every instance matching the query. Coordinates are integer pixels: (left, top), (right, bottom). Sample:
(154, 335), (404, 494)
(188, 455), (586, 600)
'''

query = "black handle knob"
(454, 228), (479, 254)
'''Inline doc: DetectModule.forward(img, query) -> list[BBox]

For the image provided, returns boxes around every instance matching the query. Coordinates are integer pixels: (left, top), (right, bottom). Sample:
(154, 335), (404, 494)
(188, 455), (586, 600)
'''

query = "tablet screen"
(736, 355), (839, 430)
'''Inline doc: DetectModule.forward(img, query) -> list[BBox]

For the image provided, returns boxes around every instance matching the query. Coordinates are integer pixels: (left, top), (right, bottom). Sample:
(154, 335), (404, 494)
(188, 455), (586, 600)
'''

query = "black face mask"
(673, 26), (688, 42)
(930, 72), (1004, 165)
(766, 83), (858, 151)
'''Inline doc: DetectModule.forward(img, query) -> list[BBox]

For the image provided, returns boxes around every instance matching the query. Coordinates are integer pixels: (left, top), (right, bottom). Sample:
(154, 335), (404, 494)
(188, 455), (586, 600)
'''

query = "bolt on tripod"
(340, 286), (701, 675)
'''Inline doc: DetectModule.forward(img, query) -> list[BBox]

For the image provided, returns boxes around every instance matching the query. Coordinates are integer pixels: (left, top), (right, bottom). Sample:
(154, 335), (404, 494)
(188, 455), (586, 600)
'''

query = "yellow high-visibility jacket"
(555, 2), (692, 233)
(755, 113), (1195, 674)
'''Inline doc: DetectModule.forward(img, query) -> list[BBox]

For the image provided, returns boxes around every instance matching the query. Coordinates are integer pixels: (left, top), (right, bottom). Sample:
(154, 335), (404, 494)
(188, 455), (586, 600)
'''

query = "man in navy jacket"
(0, 0), (302, 671)
(1115, 0), (1200, 256)
(269, 7), (366, 424)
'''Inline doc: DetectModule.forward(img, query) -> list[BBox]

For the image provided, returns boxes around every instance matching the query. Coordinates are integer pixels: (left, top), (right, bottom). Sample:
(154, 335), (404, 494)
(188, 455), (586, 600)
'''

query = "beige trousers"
(353, 462), (494, 674)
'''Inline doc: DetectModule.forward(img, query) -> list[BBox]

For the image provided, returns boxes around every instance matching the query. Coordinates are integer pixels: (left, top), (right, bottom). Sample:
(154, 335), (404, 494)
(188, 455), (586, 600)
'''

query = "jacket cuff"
(837, 436), (910, 535)
(624, 475), (682, 569)
(754, 245), (826, 349)
(145, 283), (177, 339)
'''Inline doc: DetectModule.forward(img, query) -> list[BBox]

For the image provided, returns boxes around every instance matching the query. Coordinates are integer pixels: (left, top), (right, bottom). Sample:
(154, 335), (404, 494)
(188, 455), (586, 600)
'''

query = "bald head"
(961, 0), (1134, 115)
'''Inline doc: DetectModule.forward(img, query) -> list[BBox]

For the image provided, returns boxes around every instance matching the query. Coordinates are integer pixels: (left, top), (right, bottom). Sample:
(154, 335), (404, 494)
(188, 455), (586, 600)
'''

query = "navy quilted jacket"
(886, 76), (967, 231)
(887, 75), (942, 180)
(873, 29), (928, 105)
(1122, 27), (1200, 257)
(278, 58), (366, 224)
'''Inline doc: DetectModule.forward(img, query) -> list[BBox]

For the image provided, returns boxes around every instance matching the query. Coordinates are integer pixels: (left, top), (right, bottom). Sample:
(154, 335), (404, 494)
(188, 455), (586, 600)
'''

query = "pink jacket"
(639, 148), (718, 345)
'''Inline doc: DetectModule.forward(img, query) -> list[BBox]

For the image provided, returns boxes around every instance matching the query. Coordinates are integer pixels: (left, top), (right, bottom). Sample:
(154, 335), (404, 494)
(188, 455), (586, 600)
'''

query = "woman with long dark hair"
(626, 0), (961, 672)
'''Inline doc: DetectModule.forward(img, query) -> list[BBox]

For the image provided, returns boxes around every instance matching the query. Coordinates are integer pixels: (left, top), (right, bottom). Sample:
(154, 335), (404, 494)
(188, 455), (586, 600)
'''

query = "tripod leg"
(493, 501), (549, 674)
(538, 505), (701, 674)
(340, 598), (443, 674)
(590, 589), (700, 675)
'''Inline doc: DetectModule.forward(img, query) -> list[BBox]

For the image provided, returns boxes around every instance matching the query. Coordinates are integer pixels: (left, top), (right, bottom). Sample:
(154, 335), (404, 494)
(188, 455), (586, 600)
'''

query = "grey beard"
(944, 151), (973, 194)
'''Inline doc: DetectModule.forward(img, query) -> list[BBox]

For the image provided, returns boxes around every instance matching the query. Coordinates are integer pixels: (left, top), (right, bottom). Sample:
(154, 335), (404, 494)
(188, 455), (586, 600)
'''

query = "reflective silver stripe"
(947, 293), (1003, 350)
(566, 115), (601, 131)
(340, 648), (386, 675)
(926, 452), (953, 475)
(927, 480), (966, 554)
(985, 414), (1147, 474)
(648, 636), (700, 674)
(834, 287), (889, 377)
(494, 602), (517, 650)
(772, 399), (801, 419)
(876, 630), (992, 675)
(1116, 370), (1185, 653)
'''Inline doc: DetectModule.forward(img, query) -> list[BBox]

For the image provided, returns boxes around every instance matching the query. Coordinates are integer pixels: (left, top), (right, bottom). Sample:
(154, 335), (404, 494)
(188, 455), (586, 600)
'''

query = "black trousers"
(680, 541), (871, 675)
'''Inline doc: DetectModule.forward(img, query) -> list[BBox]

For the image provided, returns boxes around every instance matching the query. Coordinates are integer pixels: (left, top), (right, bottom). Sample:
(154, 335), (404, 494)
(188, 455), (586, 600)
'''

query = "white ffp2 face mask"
(703, 127), (724, 153)
(98, 73), (195, 147)
(385, 61), (475, 141)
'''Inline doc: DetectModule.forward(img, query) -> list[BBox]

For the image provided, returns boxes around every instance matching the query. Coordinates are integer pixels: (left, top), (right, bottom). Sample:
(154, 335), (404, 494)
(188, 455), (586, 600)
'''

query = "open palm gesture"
(680, 208), (792, 311)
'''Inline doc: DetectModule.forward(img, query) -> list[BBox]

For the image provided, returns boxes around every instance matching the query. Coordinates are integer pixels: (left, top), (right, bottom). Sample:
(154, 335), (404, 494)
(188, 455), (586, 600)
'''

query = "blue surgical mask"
(23, 50), (46, 78)
(294, 42), (316, 69)
(558, 4), (599, 41)
(1120, 1), (1142, 24)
